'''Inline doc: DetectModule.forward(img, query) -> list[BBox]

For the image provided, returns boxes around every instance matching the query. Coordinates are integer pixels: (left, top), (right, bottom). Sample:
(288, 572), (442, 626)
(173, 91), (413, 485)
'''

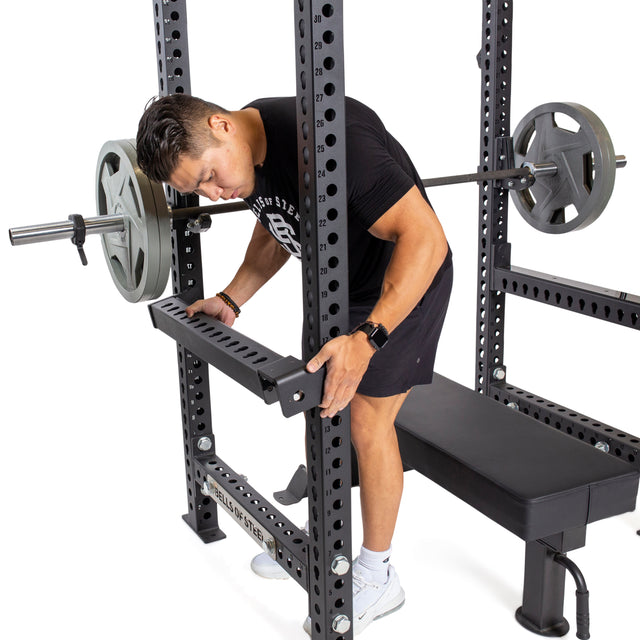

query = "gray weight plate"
(512, 102), (616, 233)
(95, 139), (171, 302)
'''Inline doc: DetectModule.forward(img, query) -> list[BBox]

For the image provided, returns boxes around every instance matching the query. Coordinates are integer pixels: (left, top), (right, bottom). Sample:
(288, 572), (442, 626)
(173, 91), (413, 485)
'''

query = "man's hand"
(306, 332), (375, 418)
(185, 296), (237, 326)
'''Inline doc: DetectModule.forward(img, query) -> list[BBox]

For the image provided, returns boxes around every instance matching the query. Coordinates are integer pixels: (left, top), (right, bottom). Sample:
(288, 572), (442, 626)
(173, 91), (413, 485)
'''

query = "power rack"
(147, 2), (639, 640)
(151, 1), (354, 637)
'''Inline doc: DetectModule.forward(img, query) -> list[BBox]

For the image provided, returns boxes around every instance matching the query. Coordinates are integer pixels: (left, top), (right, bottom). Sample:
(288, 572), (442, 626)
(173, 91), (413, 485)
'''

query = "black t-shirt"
(243, 97), (431, 304)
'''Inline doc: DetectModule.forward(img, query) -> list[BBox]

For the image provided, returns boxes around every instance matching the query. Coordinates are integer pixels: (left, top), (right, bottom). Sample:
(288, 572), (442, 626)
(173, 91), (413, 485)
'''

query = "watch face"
(369, 326), (388, 349)
(352, 321), (388, 350)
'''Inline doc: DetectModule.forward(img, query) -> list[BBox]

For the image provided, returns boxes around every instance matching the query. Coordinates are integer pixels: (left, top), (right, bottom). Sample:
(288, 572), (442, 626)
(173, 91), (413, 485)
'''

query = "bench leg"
(515, 540), (570, 637)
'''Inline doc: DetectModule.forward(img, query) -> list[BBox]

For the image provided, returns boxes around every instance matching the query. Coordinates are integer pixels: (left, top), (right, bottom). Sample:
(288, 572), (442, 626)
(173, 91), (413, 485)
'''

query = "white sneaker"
(250, 522), (308, 580)
(352, 564), (405, 633)
(303, 563), (405, 635)
(250, 551), (290, 580)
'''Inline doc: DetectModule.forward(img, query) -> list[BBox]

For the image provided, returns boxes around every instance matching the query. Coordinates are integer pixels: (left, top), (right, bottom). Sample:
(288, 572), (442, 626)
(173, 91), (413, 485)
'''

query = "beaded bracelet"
(216, 291), (241, 317)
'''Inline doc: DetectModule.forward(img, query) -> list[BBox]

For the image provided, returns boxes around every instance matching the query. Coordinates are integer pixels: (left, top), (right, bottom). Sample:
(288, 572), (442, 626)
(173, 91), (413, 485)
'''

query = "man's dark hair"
(136, 94), (229, 183)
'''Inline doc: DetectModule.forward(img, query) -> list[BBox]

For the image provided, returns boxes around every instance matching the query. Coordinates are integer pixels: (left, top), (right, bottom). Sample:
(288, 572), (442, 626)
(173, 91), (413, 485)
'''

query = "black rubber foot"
(515, 607), (570, 637)
(182, 514), (227, 544)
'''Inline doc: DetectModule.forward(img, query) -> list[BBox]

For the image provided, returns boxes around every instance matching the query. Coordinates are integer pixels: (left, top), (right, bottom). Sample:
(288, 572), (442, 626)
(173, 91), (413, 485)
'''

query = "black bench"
(395, 374), (639, 637)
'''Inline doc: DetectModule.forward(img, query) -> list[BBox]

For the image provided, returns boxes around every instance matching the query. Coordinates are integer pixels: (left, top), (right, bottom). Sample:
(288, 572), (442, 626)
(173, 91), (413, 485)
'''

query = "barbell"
(8, 102), (626, 303)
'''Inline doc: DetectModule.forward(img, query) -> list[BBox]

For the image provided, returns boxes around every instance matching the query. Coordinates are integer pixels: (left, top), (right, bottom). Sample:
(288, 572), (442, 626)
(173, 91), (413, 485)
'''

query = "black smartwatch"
(351, 321), (389, 351)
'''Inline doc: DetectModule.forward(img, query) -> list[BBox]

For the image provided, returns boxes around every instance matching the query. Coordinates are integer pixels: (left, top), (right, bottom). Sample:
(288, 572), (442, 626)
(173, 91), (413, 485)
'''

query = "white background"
(1, 1), (638, 639)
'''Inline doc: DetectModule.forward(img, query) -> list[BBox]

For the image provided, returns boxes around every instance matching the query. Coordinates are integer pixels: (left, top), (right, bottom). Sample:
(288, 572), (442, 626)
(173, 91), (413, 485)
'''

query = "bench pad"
(395, 375), (639, 541)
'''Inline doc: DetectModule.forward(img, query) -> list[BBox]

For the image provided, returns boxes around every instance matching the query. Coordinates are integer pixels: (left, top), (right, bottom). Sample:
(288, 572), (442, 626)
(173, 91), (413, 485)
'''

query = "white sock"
(356, 545), (391, 584)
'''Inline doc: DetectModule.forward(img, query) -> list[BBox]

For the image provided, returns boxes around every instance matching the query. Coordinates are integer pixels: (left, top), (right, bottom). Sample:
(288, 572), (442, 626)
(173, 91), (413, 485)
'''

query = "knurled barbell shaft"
(169, 201), (249, 219)
(422, 167), (531, 188)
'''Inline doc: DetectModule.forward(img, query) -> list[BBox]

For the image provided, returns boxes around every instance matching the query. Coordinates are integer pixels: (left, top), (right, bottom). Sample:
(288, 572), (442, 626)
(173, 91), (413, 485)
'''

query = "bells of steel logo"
(266, 213), (301, 257)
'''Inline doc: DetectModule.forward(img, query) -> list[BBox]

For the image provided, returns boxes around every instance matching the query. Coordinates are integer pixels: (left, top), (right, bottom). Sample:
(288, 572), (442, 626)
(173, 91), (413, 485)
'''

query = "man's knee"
(350, 412), (384, 453)
(350, 392), (408, 453)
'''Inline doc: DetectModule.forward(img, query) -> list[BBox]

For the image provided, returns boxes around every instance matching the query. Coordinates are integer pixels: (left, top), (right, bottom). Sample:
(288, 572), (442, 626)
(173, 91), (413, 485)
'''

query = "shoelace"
(352, 570), (382, 596)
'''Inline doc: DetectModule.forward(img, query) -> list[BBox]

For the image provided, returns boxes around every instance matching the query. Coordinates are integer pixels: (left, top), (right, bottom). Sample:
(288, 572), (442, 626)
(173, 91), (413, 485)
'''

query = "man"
(136, 94), (453, 634)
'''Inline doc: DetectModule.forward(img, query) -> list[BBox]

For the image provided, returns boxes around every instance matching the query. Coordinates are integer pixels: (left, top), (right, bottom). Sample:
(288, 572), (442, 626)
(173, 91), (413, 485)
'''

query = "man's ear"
(207, 113), (234, 137)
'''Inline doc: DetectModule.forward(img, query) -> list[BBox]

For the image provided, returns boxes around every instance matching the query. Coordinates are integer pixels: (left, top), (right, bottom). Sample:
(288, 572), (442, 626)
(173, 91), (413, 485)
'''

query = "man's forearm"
(223, 221), (290, 307)
(367, 232), (448, 334)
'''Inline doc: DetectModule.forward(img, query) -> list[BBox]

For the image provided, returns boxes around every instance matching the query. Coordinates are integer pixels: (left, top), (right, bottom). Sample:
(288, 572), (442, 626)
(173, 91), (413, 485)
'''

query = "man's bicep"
(367, 186), (445, 245)
(245, 219), (290, 268)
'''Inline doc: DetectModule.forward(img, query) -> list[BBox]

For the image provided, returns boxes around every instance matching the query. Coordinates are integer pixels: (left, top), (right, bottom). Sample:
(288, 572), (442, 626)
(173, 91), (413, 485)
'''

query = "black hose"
(554, 553), (590, 640)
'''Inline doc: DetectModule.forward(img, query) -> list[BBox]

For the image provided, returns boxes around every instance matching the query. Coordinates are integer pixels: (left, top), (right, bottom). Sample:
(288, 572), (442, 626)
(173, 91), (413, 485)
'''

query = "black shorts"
(351, 248), (453, 398)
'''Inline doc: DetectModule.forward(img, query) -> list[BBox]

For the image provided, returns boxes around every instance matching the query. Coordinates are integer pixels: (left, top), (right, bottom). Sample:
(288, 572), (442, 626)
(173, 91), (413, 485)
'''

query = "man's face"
(168, 136), (256, 202)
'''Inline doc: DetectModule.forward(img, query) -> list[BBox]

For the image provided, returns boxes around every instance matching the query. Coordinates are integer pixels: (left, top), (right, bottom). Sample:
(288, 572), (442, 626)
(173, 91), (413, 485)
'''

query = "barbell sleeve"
(9, 215), (126, 246)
